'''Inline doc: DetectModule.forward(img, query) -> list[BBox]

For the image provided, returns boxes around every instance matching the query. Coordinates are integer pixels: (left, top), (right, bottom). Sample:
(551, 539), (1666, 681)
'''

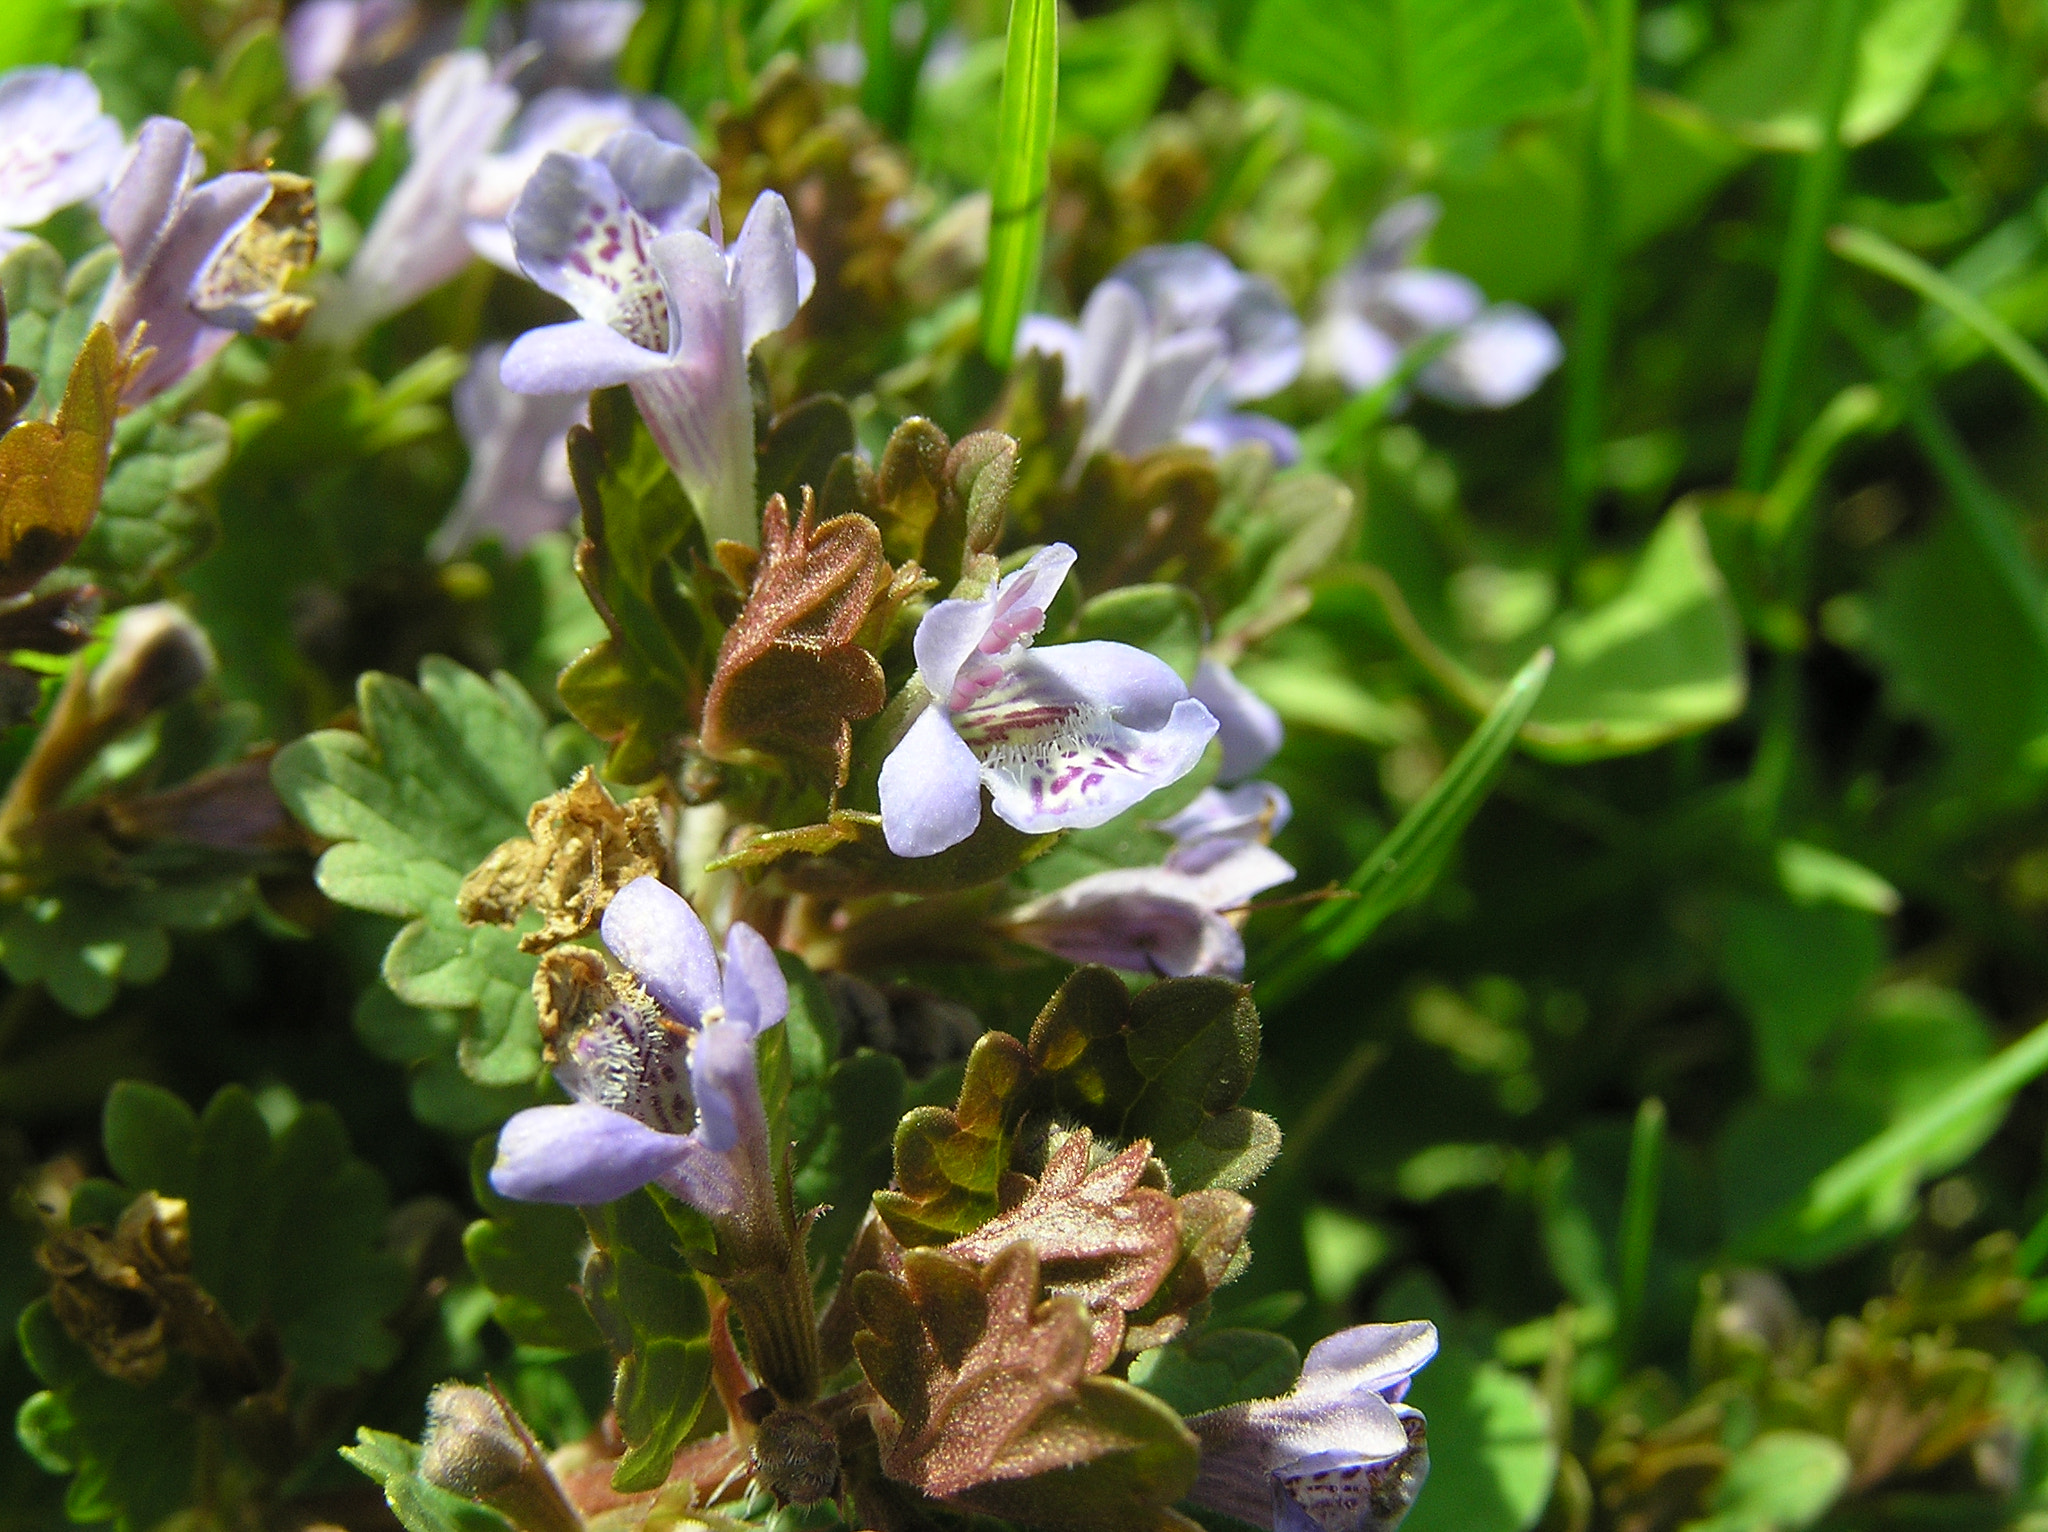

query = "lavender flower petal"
(728, 189), (809, 349)
(466, 90), (697, 271)
(433, 342), (585, 558)
(1323, 312), (1402, 395)
(500, 317), (675, 391)
(632, 227), (753, 537)
(878, 699), (985, 857)
(718, 922), (789, 1036)
(684, 1015), (761, 1156)
(1419, 303), (1562, 408)
(490, 1101), (692, 1203)
(527, 0), (646, 69)
(507, 146), (676, 347)
(1192, 658), (1283, 784)
(969, 684), (1217, 836)
(0, 69), (124, 238)
(1005, 869), (1246, 977)
(600, 876), (723, 1025)
(1189, 1320), (1437, 1531)
(96, 118), (273, 403)
(334, 51), (517, 333)
(1181, 410), (1301, 467)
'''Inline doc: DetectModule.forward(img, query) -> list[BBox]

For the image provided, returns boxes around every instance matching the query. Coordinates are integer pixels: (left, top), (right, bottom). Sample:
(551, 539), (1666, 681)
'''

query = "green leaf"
(1029, 967), (1280, 1193)
(1684, 1431), (1850, 1532)
(15, 1303), (199, 1532)
(1717, 895), (1883, 1096)
(1686, 0), (1964, 150)
(1398, 1343), (1558, 1532)
(463, 1137), (605, 1353)
(0, 871), (256, 1017)
(353, 986), (533, 1134)
(1256, 647), (1552, 1011)
(1429, 93), (1750, 308)
(1128, 1327), (1300, 1416)
(0, 0), (80, 69)
(580, 1191), (714, 1492)
(1858, 507), (2048, 792)
(23, 1085), (409, 1529)
(1237, 0), (1591, 134)
(981, 0), (1059, 366)
(100, 1082), (409, 1383)
(874, 1031), (1034, 1242)
(343, 1428), (515, 1532)
(1207, 457), (1355, 649)
(559, 390), (721, 783)
(273, 659), (559, 1086)
(1, 243), (118, 407)
(1362, 504), (1745, 757)
(1070, 585), (1203, 681)
(71, 400), (229, 599)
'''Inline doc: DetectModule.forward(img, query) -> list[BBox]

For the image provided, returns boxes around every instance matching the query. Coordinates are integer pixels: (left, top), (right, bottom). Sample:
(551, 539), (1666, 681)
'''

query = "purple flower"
(326, 50), (518, 336)
(878, 543), (1218, 857)
(524, 0), (648, 79)
(1193, 658), (1283, 785)
(499, 130), (810, 547)
(463, 88), (691, 272)
(489, 876), (789, 1219)
(1018, 243), (1303, 472)
(1189, 1321), (1437, 1532)
(1316, 197), (1561, 410)
(94, 118), (277, 404)
(431, 341), (586, 558)
(0, 69), (124, 254)
(282, 0), (423, 95)
(1003, 781), (1294, 977)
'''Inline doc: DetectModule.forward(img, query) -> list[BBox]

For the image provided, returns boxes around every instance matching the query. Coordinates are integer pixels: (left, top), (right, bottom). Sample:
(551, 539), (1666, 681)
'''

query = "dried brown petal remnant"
(193, 172), (320, 342)
(700, 490), (888, 788)
(458, 769), (665, 953)
(38, 1191), (243, 1385)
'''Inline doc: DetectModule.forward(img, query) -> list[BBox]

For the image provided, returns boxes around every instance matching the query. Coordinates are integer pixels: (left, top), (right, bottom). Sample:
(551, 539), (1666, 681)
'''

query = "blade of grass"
(1797, 1015), (2048, 1233)
(1736, 0), (1867, 490)
(1297, 330), (1458, 469)
(1614, 1098), (1665, 1369)
(1559, 0), (1639, 570)
(1830, 224), (2048, 413)
(460, 0), (505, 46)
(979, 0), (1058, 368)
(1255, 647), (1554, 1012)
(1834, 295), (2048, 666)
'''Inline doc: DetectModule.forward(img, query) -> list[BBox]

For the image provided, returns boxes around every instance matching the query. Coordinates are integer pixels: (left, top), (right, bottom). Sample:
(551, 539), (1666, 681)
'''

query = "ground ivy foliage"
(8, 3), (2048, 1530)
(18, 1082), (407, 1530)
(272, 659), (562, 1086)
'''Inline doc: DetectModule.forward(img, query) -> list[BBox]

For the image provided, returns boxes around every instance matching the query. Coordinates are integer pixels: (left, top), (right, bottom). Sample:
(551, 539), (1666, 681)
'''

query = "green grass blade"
(1614, 1098), (1665, 1368)
(979, 0), (1059, 368)
(1256, 647), (1554, 1011)
(1800, 1015), (2048, 1232)
(1558, 0), (1638, 568)
(1830, 224), (2048, 414)
(1736, 0), (1865, 490)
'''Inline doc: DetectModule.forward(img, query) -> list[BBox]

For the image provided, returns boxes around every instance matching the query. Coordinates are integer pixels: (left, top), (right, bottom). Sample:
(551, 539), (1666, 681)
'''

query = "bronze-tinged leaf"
(850, 1242), (1201, 1531)
(873, 1032), (1032, 1245)
(700, 489), (888, 787)
(1124, 1187), (1254, 1353)
(456, 768), (665, 952)
(0, 325), (130, 599)
(947, 1132), (1181, 1370)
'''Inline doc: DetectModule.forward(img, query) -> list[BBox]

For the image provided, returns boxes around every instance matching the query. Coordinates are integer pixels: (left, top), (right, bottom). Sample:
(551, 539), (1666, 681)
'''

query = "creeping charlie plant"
(10, 2), (2048, 1532)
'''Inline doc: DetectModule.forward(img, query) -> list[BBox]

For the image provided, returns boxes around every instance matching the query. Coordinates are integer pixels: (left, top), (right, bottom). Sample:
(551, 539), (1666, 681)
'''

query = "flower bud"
(419, 1383), (582, 1532)
(88, 602), (215, 728)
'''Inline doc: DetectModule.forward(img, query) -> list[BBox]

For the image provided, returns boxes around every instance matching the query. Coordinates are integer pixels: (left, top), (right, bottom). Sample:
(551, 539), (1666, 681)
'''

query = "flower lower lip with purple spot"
(878, 542), (1219, 858)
